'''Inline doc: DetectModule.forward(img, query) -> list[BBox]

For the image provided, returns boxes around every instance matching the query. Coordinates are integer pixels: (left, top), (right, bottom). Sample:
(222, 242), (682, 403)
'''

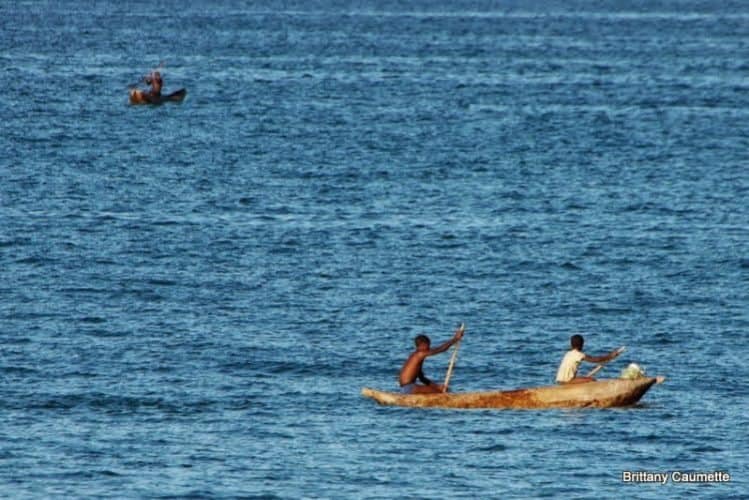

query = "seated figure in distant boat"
(399, 327), (464, 394)
(144, 70), (163, 100)
(556, 334), (621, 384)
(129, 68), (186, 106)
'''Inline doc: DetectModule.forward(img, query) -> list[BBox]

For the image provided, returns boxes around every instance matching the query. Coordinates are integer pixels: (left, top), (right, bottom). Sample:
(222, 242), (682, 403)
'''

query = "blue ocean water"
(1, 0), (747, 497)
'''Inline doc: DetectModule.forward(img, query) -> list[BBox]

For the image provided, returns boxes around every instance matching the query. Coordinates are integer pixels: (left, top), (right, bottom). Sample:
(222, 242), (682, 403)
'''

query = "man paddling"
(399, 326), (464, 394)
(143, 70), (163, 101)
(556, 334), (622, 384)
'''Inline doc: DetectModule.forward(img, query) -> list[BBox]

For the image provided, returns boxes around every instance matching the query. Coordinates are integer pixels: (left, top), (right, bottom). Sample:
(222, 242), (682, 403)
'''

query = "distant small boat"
(361, 377), (665, 410)
(129, 88), (187, 105)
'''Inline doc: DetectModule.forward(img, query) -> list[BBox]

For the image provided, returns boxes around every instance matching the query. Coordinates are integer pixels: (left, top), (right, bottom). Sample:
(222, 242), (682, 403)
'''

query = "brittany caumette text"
(622, 471), (731, 484)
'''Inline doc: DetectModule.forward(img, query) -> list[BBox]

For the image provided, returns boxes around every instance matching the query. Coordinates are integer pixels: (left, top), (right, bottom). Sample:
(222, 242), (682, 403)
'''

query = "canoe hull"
(361, 377), (664, 410)
(129, 88), (187, 105)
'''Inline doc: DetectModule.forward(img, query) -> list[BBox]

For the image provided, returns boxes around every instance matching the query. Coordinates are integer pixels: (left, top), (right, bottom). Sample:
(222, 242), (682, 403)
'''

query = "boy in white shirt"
(556, 334), (622, 384)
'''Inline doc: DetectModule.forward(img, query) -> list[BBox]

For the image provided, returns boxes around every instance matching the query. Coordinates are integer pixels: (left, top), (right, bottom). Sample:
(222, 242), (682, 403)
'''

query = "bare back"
(399, 351), (427, 386)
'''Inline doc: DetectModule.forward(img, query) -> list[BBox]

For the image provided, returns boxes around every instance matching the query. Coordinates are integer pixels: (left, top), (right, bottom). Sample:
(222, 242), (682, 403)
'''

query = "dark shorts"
(400, 383), (416, 394)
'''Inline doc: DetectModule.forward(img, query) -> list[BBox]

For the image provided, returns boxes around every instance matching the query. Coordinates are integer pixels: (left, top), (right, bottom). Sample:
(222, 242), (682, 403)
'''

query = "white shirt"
(556, 349), (586, 383)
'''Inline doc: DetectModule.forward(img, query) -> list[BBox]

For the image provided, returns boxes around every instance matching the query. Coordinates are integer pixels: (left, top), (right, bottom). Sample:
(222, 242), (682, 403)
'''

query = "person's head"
(414, 334), (431, 349)
(152, 71), (162, 82)
(570, 334), (584, 350)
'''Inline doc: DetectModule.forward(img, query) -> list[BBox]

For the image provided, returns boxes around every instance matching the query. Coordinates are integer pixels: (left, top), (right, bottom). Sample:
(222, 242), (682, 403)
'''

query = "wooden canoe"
(361, 376), (665, 410)
(129, 88), (187, 105)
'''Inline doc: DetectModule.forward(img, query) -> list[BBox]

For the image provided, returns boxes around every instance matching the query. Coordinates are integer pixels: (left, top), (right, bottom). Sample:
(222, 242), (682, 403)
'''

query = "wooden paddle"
(585, 345), (626, 377)
(442, 323), (465, 392)
(585, 364), (604, 378)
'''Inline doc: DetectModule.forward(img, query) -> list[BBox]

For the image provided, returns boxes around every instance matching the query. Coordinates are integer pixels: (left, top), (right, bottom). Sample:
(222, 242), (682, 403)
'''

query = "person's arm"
(426, 328), (464, 356)
(584, 349), (621, 364)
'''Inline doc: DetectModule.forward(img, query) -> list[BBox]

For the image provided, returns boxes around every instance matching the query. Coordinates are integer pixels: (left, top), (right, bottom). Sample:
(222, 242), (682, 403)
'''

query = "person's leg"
(410, 384), (444, 394)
